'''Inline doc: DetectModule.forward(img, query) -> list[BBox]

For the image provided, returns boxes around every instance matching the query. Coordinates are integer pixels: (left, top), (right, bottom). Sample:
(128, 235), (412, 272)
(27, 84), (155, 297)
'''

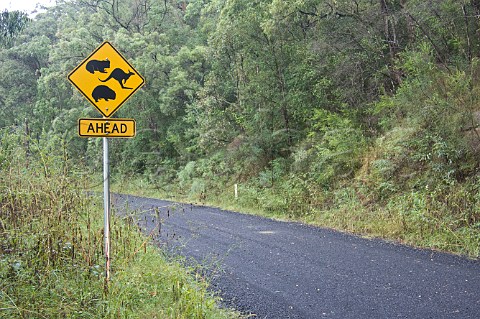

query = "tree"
(0, 10), (29, 48)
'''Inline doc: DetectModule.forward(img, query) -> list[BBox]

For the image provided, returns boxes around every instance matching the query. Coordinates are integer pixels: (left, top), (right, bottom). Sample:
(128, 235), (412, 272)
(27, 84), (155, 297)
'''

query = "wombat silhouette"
(92, 85), (116, 102)
(99, 68), (135, 89)
(86, 59), (110, 74)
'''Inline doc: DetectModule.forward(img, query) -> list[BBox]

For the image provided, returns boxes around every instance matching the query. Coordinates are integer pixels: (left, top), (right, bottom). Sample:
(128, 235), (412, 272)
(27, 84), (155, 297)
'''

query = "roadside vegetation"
(0, 0), (479, 282)
(0, 132), (238, 318)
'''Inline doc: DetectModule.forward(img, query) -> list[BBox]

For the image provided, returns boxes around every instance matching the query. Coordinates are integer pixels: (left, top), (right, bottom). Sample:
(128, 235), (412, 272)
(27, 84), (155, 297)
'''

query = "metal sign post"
(103, 135), (111, 283)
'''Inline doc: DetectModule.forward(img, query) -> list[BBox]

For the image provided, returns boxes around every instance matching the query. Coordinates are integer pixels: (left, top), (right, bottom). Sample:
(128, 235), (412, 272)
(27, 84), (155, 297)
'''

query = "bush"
(293, 109), (366, 187)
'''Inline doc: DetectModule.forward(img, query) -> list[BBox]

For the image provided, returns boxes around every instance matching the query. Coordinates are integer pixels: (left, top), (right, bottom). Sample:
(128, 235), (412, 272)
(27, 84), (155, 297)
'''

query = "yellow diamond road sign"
(68, 41), (145, 118)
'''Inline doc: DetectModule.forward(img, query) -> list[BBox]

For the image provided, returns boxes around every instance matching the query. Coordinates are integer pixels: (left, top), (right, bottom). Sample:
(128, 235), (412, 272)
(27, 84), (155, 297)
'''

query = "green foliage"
(178, 161), (197, 189)
(0, 131), (238, 318)
(0, 10), (29, 48)
(292, 109), (367, 187)
(1, 0), (480, 259)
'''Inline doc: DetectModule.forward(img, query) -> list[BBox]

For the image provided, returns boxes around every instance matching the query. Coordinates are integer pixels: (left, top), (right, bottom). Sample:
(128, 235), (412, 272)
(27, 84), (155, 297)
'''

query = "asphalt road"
(112, 194), (480, 319)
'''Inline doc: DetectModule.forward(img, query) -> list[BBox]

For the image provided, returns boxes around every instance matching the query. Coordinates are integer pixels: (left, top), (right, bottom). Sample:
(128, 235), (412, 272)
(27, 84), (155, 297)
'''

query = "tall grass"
(0, 131), (238, 319)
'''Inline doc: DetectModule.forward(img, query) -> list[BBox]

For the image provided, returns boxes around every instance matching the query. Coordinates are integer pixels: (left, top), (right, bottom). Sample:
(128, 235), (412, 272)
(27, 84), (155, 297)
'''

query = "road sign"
(68, 41), (145, 118)
(78, 118), (136, 138)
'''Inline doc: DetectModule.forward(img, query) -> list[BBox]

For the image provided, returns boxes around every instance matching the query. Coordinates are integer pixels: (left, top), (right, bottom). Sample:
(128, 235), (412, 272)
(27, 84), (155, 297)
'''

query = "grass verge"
(111, 175), (479, 259)
(0, 134), (239, 319)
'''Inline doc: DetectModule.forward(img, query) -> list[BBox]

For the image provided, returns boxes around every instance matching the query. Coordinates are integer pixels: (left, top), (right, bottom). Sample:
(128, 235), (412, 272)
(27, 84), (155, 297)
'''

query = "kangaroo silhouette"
(86, 59), (110, 74)
(99, 68), (135, 89)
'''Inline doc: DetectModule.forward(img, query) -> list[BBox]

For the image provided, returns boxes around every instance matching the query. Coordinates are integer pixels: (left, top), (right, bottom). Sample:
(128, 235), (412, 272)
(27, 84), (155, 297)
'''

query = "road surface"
(113, 194), (480, 319)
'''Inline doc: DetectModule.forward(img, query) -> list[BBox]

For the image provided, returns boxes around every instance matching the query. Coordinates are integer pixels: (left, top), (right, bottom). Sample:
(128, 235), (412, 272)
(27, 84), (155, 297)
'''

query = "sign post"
(68, 41), (145, 284)
(103, 135), (111, 282)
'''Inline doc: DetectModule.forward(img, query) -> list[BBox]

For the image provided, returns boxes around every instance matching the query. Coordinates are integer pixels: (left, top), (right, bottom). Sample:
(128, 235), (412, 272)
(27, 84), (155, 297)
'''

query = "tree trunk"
(380, 0), (402, 90)
(380, 0), (396, 62)
(462, 4), (473, 62)
(400, 0), (415, 43)
(471, 0), (480, 58)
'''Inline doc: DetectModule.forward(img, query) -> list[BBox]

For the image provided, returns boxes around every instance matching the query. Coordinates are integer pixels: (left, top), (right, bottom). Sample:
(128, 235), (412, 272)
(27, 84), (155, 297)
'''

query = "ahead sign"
(68, 41), (145, 118)
(78, 118), (136, 138)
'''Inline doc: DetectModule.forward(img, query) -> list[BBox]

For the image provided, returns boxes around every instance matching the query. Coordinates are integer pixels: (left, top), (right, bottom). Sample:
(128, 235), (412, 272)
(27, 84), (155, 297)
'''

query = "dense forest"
(1, 0), (479, 257)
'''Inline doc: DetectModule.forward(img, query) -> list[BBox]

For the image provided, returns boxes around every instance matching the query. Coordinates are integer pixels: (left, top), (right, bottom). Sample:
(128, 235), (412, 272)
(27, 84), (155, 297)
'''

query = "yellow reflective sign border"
(78, 118), (136, 138)
(68, 41), (145, 118)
